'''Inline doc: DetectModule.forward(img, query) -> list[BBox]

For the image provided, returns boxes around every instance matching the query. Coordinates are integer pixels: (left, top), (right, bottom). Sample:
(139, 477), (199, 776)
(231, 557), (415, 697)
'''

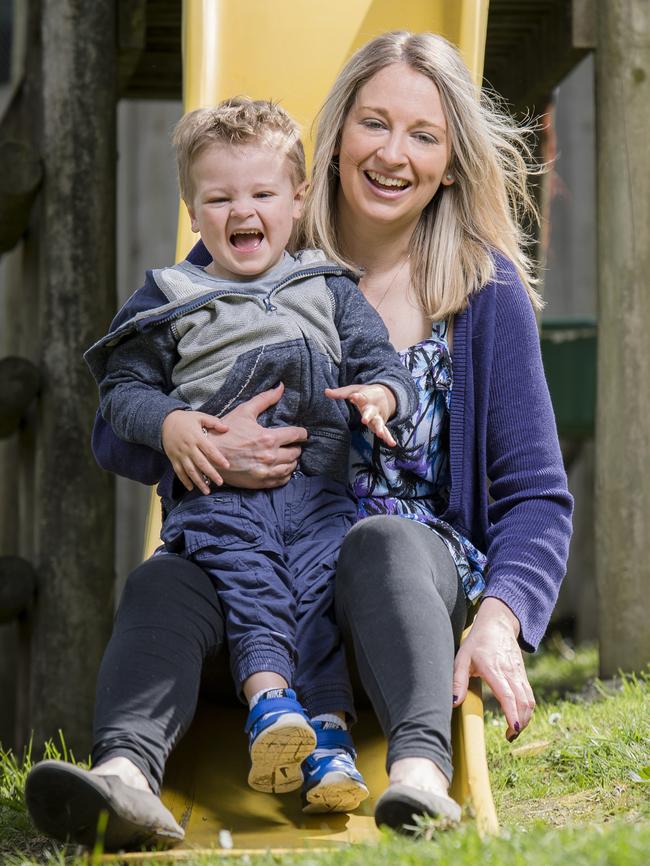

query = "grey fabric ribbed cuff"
(129, 396), (190, 452)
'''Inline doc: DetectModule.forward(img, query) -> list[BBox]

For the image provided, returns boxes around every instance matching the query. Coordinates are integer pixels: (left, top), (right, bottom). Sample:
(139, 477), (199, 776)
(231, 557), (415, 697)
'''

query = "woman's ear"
(293, 180), (309, 218)
(441, 170), (455, 187)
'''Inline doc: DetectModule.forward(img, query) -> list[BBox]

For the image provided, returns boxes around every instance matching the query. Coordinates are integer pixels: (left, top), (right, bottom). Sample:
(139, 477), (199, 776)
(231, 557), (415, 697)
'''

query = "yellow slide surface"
(137, 0), (498, 854)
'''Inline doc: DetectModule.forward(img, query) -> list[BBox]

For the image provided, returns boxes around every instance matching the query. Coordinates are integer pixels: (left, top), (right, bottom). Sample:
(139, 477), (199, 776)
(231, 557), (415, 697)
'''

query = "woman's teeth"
(366, 171), (410, 189)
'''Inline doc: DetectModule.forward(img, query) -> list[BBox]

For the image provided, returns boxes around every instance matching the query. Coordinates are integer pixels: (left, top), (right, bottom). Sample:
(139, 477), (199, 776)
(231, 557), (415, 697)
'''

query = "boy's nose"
(230, 199), (256, 218)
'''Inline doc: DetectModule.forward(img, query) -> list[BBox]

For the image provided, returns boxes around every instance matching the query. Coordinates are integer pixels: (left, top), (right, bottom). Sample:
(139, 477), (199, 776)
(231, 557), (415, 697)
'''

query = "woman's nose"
(377, 133), (407, 166)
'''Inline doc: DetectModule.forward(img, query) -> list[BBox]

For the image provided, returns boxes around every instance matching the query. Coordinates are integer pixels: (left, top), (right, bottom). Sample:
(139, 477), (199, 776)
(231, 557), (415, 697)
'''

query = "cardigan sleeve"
(481, 261), (574, 651)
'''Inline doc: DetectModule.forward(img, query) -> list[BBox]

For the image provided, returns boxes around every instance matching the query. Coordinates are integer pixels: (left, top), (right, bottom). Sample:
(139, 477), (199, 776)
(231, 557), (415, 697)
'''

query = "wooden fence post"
(595, 0), (650, 675)
(28, 0), (117, 751)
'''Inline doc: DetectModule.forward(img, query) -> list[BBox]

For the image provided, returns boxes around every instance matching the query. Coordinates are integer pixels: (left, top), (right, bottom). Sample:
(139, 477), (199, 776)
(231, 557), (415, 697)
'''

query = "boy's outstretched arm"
(325, 383), (397, 447)
(327, 274), (417, 427)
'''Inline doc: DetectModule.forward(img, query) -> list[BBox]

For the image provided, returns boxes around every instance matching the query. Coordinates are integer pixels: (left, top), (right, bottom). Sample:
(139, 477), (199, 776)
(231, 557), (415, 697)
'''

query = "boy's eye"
(254, 191), (274, 199)
(208, 197), (229, 204)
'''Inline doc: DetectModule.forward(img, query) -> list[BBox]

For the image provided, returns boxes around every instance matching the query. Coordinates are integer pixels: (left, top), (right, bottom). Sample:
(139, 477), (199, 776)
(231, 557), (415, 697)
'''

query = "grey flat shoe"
(374, 782), (461, 833)
(25, 760), (184, 851)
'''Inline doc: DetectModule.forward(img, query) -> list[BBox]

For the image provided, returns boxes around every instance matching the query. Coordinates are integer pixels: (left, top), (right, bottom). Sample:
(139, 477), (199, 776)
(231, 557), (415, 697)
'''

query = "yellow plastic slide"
(136, 0), (497, 853)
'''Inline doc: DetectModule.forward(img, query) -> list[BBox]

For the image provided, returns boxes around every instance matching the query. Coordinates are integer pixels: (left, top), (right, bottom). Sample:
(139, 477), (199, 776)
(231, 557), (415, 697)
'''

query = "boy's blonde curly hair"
(172, 97), (306, 202)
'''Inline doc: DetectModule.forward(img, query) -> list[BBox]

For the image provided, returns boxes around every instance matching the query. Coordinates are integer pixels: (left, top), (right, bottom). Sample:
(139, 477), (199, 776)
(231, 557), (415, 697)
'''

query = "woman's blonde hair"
(300, 31), (542, 318)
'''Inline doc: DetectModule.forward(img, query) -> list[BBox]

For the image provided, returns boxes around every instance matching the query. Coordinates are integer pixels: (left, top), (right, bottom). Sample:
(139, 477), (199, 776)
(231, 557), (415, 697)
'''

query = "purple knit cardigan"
(90, 244), (573, 652)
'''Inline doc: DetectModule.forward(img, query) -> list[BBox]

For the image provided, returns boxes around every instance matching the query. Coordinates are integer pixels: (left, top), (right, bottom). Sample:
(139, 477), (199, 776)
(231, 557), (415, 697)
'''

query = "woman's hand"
(452, 597), (536, 741)
(203, 383), (308, 489)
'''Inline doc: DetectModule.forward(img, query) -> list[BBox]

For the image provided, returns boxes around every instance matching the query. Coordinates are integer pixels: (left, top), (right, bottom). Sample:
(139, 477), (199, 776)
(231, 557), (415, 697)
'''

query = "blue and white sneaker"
(301, 722), (369, 813)
(245, 689), (316, 794)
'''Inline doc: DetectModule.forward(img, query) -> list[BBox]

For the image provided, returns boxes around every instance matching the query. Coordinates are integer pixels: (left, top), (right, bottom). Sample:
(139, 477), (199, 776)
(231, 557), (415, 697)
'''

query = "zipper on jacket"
(133, 266), (348, 332)
(267, 266), (346, 300)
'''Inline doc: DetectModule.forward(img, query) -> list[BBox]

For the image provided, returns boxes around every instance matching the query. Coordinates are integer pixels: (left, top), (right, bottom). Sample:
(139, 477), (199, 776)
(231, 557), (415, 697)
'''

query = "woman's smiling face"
(337, 63), (453, 234)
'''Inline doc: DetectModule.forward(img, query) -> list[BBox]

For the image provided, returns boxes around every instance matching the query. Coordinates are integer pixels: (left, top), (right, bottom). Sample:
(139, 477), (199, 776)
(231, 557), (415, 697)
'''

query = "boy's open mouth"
(364, 170), (411, 193)
(230, 229), (264, 251)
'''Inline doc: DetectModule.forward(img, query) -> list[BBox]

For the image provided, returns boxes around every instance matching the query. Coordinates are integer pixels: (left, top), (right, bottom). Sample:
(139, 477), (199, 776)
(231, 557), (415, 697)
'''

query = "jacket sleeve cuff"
(128, 395), (190, 452)
(372, 378), (416, 428)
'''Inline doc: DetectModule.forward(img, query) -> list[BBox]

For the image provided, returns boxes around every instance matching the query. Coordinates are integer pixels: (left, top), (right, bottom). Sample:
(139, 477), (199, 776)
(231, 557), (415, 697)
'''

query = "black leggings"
(92, 554), (225, 794)
(92, 517), (466, 793)
(336, 516), (467, 780)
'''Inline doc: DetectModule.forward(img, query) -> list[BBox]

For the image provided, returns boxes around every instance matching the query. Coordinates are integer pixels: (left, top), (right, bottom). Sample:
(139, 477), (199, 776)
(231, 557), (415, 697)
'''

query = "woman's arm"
(452, 260), (573, 739)
(482, 264), (573, 649)
(92, 410), (169, 485)
(92, 383), (308, 488)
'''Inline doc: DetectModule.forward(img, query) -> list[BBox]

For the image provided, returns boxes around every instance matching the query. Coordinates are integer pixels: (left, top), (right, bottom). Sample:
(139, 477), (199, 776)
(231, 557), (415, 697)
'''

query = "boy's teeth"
(367, 171), (409, 188)
(230, 229), (263, 250)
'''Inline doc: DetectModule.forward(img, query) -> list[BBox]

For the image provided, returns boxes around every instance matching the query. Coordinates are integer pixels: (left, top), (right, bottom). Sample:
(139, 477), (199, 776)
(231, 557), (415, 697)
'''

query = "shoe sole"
(374, 783), (461, 833)
(248, 713), (316, 794)
(302, 771), (370, 813)
(25, 763), (182, 851)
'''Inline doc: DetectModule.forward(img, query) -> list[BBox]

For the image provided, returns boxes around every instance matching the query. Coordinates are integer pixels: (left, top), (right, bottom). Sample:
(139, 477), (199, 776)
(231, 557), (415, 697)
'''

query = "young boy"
(85, 98), (416, 814)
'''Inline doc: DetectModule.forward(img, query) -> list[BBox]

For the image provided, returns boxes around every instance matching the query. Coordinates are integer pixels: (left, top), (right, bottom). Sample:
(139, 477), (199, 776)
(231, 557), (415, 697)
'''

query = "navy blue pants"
(161, 475), (357, 719)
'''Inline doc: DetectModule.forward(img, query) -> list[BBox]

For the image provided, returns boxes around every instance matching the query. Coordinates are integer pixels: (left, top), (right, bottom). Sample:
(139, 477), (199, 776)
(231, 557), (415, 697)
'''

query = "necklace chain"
(363, 256), (410, 312)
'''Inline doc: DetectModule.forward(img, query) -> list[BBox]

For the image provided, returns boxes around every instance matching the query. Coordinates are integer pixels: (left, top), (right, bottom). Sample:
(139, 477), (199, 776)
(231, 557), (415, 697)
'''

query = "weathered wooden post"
(595, 0), (650, 675)
(27, 0), (117, 751)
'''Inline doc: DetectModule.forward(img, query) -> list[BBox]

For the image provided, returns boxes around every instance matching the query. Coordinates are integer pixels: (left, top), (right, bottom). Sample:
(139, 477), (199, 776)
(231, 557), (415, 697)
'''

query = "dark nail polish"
(507, 732), (520, 743)
(452, 695), (458, 703)
(514, 721), (521, 732)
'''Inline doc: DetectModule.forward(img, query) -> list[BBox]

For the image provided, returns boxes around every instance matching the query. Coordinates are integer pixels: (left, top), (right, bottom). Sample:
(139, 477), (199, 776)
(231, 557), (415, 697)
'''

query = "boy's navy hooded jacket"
(85, 250), (417, 506)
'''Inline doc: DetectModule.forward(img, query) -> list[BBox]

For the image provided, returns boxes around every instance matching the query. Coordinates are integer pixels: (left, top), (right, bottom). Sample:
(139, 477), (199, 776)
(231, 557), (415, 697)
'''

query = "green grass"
(487, 667), (650, 828)
(0, 734), (86, 864)
(5, 824), (650, 866)
(2, 644), (649, 865)
(525, 635), (599, 700)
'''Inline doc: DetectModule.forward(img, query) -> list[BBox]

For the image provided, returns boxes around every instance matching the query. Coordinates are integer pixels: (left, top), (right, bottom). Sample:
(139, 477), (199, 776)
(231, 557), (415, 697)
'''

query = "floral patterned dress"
(349, 319), (487, 602)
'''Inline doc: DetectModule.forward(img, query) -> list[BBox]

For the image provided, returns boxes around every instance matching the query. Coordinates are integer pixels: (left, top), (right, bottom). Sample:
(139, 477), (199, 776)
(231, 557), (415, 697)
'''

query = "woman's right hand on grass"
(452, 597), (536, 742)
(203, 383), (308, 489)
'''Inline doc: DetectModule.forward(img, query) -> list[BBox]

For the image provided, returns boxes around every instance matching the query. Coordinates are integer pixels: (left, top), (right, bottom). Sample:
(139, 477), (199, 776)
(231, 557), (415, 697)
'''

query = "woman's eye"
(413, 132), (437, 144)
(361, 119), (385, 130)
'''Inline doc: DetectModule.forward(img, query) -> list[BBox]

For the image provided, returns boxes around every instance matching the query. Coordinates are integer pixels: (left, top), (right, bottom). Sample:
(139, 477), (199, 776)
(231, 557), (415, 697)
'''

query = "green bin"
(540, 318), (597, 439)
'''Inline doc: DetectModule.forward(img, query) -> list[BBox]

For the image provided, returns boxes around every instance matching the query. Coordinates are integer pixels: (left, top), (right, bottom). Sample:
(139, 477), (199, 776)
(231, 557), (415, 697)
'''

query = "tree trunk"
(595, 0), (650, 675)
(29, 0), (116, 752)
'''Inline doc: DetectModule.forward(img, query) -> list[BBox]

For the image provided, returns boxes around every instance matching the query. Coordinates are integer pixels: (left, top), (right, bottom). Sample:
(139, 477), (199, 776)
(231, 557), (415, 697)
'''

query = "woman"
(25, 32), (572, 848)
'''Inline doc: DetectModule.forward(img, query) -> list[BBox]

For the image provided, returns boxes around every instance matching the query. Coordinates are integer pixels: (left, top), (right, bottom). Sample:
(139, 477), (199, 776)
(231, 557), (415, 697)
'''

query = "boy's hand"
(161, 410), (230, 494)
(325, 383), (397, 447)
